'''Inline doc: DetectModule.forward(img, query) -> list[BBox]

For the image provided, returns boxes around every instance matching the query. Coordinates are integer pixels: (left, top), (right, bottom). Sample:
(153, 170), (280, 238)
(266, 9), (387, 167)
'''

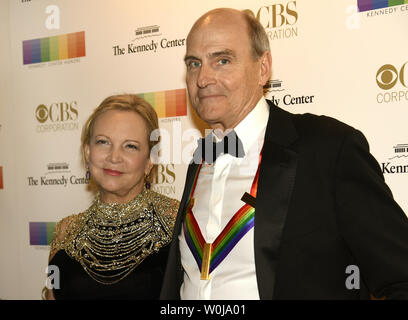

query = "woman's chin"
(98, 184), (143, 203)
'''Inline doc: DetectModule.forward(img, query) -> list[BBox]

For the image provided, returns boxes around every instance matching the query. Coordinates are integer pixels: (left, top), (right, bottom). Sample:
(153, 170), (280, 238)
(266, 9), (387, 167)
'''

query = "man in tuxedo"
(160, 8), (408, 299)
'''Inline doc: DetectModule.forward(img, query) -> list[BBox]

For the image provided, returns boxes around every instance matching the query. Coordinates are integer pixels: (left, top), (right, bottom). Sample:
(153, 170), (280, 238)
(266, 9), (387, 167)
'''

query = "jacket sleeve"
(335, 129), (408, 299)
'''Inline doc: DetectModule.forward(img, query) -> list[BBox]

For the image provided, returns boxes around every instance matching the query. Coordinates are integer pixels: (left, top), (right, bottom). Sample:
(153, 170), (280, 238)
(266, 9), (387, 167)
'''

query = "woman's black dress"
(49, 244), (170, 300)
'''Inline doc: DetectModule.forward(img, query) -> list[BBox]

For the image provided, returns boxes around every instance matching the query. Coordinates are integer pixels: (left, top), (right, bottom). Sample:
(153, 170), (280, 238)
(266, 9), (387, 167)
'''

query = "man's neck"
(209, 95), (264, 133)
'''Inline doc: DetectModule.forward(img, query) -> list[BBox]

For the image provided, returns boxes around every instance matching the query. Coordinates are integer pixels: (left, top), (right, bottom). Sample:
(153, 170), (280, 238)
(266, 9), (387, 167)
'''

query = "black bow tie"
(193, 130), (245, 164)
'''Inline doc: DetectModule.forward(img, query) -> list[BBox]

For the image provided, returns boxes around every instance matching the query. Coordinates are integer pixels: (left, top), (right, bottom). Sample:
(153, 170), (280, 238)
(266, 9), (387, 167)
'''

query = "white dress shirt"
(179, 97), (270, 300)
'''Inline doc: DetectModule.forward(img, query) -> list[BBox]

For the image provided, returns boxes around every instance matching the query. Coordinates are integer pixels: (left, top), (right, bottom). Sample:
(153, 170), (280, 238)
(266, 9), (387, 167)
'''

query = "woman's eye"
(95, 139), (108, 145)
(126, 144), (138, 150)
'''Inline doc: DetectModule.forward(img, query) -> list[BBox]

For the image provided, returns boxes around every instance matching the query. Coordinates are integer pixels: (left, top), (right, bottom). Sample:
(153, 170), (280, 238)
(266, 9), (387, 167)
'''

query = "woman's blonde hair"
(81, 94), (159, 182)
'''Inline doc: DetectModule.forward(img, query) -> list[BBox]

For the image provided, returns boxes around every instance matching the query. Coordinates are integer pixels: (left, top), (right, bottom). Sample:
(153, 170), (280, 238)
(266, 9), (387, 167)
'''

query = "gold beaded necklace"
(64, 188), (174, 285)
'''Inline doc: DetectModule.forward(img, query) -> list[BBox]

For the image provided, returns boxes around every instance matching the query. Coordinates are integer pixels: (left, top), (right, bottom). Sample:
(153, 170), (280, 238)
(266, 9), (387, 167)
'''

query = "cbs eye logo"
(36, 105), (48, 123)
(376, 62), (408, 90)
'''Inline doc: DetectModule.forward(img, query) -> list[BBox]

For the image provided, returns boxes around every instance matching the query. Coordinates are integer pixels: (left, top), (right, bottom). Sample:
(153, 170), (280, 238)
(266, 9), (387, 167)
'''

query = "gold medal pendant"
(200, 243), (212, 280)
(188, 198), (196, 211)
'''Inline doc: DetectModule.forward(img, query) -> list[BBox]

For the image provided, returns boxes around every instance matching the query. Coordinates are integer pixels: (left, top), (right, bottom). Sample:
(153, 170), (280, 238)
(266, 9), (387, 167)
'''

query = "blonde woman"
(45, 94), (179, 299)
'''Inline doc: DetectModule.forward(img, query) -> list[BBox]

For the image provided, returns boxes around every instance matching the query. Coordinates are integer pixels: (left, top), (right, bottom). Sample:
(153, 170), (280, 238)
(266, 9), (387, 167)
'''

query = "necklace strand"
(66, 189), (174, 285)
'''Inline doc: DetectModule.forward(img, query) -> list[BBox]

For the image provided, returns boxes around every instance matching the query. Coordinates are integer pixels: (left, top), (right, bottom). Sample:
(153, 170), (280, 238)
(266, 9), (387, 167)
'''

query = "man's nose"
(197, 64), (216, 88)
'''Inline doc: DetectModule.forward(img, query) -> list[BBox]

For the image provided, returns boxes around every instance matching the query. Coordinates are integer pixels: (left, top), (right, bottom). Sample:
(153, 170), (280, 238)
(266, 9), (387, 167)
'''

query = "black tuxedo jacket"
(160, 101), (408, 299)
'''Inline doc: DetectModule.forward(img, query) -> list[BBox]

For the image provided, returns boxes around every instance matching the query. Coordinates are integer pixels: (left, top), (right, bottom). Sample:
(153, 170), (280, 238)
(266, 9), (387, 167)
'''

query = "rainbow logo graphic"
(358, 0), (408, 11)
(138, 88), (187, 118)
(0, 166), (3, 189)
(29, 222), (56, 246)
(23, 31), (86, 65)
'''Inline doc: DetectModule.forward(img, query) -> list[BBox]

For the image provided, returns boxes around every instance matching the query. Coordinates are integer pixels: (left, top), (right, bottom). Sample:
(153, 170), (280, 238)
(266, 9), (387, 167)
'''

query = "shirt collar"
(233, 97), (269, 155)
(209, 97), (269, 153)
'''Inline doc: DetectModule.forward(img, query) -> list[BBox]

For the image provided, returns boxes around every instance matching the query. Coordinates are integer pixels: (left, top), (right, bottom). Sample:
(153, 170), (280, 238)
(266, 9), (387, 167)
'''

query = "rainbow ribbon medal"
(183, 152), (262, 280)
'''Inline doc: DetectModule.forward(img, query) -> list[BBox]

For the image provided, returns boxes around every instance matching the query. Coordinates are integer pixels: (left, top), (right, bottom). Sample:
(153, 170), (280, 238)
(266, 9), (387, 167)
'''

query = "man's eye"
(218, 58), (230, 65)
(187, 61), (201, 69)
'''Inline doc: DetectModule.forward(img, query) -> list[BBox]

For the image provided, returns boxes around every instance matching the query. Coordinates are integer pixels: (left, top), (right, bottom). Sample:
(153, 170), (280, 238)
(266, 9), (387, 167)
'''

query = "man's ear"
(258, 50), (272, 87)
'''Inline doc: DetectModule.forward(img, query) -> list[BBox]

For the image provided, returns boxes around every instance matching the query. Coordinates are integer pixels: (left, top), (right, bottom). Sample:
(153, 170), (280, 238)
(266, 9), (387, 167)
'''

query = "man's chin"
(197, 113), (221, 126)
(195, 107), (224, 124)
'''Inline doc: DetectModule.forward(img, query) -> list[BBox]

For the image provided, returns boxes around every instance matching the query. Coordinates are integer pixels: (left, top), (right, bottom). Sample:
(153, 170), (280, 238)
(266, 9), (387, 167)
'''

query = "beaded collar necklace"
(65, 188), (172, 285)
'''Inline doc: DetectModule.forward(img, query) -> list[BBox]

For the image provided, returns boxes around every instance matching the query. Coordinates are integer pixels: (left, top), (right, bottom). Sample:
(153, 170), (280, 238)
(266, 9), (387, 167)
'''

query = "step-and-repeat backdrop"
(0, 0), (407, 299)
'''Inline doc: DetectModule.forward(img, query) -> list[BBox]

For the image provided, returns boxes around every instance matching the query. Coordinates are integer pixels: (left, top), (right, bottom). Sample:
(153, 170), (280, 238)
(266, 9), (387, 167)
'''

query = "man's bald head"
(187, 8), (270, 61)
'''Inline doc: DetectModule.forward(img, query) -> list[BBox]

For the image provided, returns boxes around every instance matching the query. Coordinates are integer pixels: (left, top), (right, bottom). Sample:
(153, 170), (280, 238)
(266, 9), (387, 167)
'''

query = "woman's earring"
(145, 174), (151, 190)
(86, 164), (91, 180)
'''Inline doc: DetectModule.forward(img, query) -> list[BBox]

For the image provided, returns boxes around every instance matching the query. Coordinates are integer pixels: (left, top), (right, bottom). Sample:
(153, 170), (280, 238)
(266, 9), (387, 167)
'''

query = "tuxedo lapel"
(254, 101), (298, 299)
(175, 162), (201, 229)
(160, 161), (200, 299)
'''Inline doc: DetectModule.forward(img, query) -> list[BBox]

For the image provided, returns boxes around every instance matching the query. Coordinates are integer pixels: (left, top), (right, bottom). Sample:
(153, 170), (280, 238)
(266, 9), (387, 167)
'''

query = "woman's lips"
(103, 168), (123, 176)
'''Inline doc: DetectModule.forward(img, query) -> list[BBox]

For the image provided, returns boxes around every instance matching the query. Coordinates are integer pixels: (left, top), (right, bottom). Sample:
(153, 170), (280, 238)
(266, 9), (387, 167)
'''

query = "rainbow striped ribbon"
(183, 150), (262, 278)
